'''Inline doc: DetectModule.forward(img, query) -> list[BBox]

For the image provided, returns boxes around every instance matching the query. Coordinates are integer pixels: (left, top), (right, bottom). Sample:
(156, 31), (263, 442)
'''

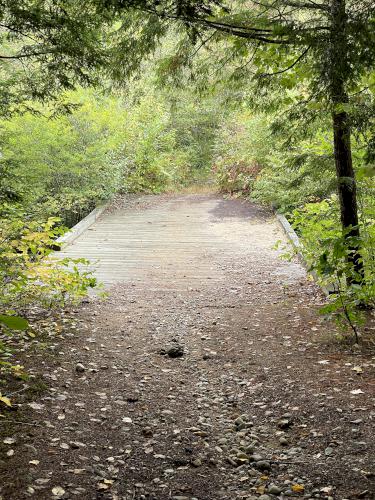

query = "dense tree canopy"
(0, 0), (112, 114)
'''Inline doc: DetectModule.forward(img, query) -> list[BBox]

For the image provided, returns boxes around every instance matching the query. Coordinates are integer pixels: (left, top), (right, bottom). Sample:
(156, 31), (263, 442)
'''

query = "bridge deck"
(58, 194), (304, 289)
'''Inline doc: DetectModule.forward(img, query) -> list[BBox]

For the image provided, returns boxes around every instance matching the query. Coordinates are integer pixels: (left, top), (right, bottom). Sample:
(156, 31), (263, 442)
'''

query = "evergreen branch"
(281, 0), (330, 10)
(201, 19), (273, 33)
(259, 44), (311, 76)
(202, 21), (291, 44)
(136, 6), (292, 44)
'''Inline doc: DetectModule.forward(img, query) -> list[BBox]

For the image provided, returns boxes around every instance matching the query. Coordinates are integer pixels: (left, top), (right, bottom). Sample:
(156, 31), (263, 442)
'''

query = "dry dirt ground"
(0, 194), (374, 500)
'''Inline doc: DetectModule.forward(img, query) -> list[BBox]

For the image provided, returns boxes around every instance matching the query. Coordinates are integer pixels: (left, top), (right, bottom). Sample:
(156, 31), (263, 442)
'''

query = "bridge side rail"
(56, 204), (109, 249)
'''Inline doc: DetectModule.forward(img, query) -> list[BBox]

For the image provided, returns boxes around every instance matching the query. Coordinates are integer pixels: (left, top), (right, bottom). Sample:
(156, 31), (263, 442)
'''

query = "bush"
(118, 91), (192, 192)
(213, 112), (271, 194)
(0, 88), (127, 226)
(0, 205), (96, 312)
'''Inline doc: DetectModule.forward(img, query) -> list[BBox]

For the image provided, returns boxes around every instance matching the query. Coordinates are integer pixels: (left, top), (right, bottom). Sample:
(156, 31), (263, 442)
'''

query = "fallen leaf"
(3, 437), (16, 445)
(321, 486), (334, 494)
(0, 394), (11, 407)
(97, 483), (110, 490)
(28, 402), (44, 410)
(352, 366), (363, 374)
(292, 484), (305, 492)
(52, 486), (65, 497)
(72, 469), (85, 474)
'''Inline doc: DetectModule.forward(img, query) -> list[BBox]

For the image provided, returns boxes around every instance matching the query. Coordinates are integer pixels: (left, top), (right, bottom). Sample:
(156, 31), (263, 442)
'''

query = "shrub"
(213, 112), (271, 194)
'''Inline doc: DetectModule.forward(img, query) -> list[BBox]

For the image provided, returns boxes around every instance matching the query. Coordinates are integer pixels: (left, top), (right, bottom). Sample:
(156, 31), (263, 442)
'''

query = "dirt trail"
(1, 195), (374, 500)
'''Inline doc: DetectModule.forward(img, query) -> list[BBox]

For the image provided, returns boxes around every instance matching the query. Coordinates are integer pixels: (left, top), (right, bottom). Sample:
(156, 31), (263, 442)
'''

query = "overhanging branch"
(259, 45), (311, 76)
(0, 51), (52, 60)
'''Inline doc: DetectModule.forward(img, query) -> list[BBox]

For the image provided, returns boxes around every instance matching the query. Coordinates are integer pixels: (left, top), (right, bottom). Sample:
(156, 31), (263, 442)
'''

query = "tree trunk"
(330, 0), (364, 281)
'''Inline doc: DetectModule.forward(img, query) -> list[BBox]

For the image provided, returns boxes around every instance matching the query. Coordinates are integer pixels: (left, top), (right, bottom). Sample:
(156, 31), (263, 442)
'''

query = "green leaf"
(0, 315), (28, 331)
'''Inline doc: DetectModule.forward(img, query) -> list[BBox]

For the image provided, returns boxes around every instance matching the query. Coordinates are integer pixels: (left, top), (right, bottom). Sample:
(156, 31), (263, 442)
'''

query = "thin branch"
(0, 51), (52, 60)
(282, 0), (330, 10)
(190, 32), (216, 59)
(335, 271), (359, 343)
(203, 21), (291, 44)
(349, 87), (370, 98)
(202, 19), (273, 33)
(0, 23), (39, 43)
(259, 45), (311, 77)
(235, 42), (261, 72)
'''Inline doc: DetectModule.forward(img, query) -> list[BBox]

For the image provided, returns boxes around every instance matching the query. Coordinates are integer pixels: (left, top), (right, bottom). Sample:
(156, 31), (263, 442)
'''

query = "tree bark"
(330, 0), (364, 280)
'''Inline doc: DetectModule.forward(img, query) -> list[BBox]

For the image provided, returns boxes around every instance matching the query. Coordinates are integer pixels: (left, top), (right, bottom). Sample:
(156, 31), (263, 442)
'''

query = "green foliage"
(0, 83), (217, 224)
(0, 89), (126, 226)
(0, 0), (113, 116)
(213, 111), (270, 194)
(251, 129), (336, 212)
(119, 90), (192, 193)
(0, 205), (98, 374)
(167, 90), (222, 174)
(291, 194), (375, 339)
(0, 207), (97, 312)
(0, 315), (28, 331)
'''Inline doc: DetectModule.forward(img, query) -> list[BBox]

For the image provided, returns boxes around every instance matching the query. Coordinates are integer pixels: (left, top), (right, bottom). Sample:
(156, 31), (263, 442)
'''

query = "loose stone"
(75, 363), (85, 373)
(268, 484), (282, 495)
(255, 460), (271, 471)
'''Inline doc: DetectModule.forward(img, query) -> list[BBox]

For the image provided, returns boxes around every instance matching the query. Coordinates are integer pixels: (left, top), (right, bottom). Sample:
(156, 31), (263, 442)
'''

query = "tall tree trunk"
(330, 0), (364, 281)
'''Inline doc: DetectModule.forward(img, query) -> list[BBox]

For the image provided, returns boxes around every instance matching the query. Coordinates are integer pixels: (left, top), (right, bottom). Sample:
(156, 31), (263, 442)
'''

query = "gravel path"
(1, 194), (374, 500)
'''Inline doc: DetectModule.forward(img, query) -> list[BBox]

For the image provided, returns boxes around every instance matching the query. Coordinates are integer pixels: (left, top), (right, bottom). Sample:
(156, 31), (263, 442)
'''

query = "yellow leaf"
(0, 394), (11, 407)
(292, 484), (305, 493)
(12, 365), (24, 372)
(256, 485), (265, 494)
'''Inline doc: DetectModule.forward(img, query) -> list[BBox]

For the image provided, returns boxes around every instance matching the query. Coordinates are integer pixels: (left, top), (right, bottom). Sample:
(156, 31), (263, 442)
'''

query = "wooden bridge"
(57, 194), (305, 290)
